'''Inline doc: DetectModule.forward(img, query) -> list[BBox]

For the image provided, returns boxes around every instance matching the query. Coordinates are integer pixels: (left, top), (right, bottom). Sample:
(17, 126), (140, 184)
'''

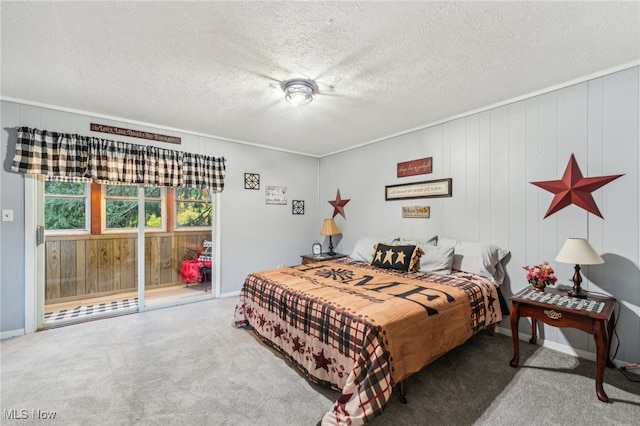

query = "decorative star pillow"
(371, 243), (423, 272)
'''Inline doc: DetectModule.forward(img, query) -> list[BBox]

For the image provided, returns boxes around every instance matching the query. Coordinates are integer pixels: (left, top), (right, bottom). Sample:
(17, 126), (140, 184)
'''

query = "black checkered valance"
(11, 127), (225, 191)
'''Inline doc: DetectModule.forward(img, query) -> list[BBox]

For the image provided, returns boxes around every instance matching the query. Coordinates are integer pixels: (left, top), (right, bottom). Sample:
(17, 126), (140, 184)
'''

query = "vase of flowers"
(523, 261), (557, 292)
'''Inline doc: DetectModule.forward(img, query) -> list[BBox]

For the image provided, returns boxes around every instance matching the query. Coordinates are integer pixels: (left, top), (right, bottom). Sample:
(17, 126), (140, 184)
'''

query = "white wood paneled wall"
(320, 66), (639, 363)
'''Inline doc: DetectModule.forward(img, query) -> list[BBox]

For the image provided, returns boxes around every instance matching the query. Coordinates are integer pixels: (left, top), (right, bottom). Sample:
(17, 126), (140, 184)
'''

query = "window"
(175, 188), (212, 229)
(45, 183), (213, 235)
(103, 185), (165, 231)
(44, 181), (89, 233)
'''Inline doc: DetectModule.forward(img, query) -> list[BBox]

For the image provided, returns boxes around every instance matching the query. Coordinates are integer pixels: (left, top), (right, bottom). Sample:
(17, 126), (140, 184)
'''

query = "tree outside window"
(45, 183), (211, 234)
(104, 185), (164, 231)
(175, 187), (212, 229)
(44, 181), (89, 232)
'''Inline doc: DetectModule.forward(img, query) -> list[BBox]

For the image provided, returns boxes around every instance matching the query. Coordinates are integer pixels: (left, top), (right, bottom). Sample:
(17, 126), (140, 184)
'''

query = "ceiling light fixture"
(282, 79), (316, 106)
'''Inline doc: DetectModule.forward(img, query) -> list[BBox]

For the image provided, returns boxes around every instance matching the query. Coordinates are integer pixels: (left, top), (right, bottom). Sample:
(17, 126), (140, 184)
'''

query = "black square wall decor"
(244, 173), (260, 190)
(292, 200), (305, 215)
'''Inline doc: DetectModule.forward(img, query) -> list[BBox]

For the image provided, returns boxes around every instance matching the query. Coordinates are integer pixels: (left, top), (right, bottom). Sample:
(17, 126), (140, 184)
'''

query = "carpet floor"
(1, 297), (638, 425)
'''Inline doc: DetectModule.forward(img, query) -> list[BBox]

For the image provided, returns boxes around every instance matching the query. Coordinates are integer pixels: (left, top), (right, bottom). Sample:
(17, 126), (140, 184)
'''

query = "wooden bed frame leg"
(396, 379), (408, 404)
(487, 323), (496, 336)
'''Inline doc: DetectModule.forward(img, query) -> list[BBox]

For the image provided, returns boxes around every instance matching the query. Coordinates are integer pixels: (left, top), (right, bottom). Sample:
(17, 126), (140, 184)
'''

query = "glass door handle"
(36, 225), (45, 245)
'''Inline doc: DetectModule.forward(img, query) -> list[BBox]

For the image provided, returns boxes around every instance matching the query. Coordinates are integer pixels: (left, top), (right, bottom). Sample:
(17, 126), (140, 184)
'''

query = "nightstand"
(300, 253), (347, 265)
(509, 287), (616, 402)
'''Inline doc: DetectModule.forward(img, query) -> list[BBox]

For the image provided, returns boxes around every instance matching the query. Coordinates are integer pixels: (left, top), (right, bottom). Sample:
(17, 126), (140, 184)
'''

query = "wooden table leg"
(510, 302), (520, 367)
(606, 311), (615, 369)
(593, 319), (610, 402)
(529, 318), (538, 344)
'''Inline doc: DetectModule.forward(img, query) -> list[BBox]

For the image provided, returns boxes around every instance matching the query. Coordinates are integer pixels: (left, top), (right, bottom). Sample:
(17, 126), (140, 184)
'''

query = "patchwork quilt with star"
(233, 257), (502, 425)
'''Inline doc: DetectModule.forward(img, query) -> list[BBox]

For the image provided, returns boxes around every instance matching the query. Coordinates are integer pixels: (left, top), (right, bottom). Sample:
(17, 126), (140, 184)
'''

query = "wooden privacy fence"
(44, 232), (211, 304)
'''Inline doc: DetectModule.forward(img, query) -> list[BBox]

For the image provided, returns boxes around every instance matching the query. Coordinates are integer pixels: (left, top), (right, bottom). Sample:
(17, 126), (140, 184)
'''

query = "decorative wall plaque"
(90, 123), (181, 144)
(292, 200), (305, 215)
(244, 173), (260, 190)
(397, 157), (432, 178)
(265, 186), (287, 205)
(385, 178), (452, 200)
(402, 206), (430, 218)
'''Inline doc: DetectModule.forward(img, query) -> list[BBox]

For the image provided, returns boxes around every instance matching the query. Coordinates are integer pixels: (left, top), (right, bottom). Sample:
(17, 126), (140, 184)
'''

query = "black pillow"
(371, 243), (423, 272)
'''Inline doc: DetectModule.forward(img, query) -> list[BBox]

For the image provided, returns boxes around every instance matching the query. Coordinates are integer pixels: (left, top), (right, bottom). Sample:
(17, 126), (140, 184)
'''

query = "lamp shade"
(555, 238), (604, 265)
(320, 218), (341, 236)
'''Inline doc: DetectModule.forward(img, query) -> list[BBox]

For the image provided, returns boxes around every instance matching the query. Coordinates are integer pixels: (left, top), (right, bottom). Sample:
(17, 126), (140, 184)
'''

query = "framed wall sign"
(402, 206), (430, 218)
(90, 123), (181, 144)
(385, 178), (452, 200)
(397, 157), (432, 178)
(265, 185), (287, 205)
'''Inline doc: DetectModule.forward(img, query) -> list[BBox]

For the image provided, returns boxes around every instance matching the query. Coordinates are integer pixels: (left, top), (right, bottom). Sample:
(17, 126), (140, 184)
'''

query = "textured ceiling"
(2, 1), (639, 157)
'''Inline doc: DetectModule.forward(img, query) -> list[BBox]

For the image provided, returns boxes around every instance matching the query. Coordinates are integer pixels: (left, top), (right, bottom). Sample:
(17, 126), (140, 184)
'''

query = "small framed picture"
(292, 200), (305, 215)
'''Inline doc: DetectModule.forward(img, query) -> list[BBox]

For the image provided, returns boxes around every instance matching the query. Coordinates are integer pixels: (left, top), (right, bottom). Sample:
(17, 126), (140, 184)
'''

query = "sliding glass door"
(41, 181), (216, 328)
(143, 186), (215, 308)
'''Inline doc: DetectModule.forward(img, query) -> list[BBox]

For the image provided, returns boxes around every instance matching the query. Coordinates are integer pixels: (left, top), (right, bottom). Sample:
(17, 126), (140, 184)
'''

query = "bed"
(234, 237), (509, 425)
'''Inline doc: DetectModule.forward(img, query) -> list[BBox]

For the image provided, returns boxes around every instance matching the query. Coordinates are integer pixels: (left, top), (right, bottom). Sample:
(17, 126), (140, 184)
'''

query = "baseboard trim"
(492, 325), (632, 366)
(1, 328), (25, 340)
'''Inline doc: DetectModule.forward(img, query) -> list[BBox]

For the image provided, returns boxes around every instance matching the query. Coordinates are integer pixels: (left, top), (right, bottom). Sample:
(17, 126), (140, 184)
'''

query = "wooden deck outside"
(44, 231), (211, 305)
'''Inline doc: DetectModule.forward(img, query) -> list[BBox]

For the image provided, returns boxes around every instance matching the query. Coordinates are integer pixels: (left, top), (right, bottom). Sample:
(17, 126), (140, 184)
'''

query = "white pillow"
(419, 245), (454, 275)
(350, 236), (398, 262)
(437, 237), (510, 285)
(397, 235), (438, 247)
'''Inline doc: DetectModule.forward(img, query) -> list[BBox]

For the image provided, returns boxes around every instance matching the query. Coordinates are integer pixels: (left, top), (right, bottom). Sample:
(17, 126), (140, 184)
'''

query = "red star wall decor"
(329, 189), (350, 219)
(531, 154), (623, 219)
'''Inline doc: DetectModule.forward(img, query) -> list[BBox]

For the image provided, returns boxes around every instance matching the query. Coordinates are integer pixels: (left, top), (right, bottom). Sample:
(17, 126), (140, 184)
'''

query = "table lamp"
(320, 218), (341, 255)
(555, 238), (604, 299)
